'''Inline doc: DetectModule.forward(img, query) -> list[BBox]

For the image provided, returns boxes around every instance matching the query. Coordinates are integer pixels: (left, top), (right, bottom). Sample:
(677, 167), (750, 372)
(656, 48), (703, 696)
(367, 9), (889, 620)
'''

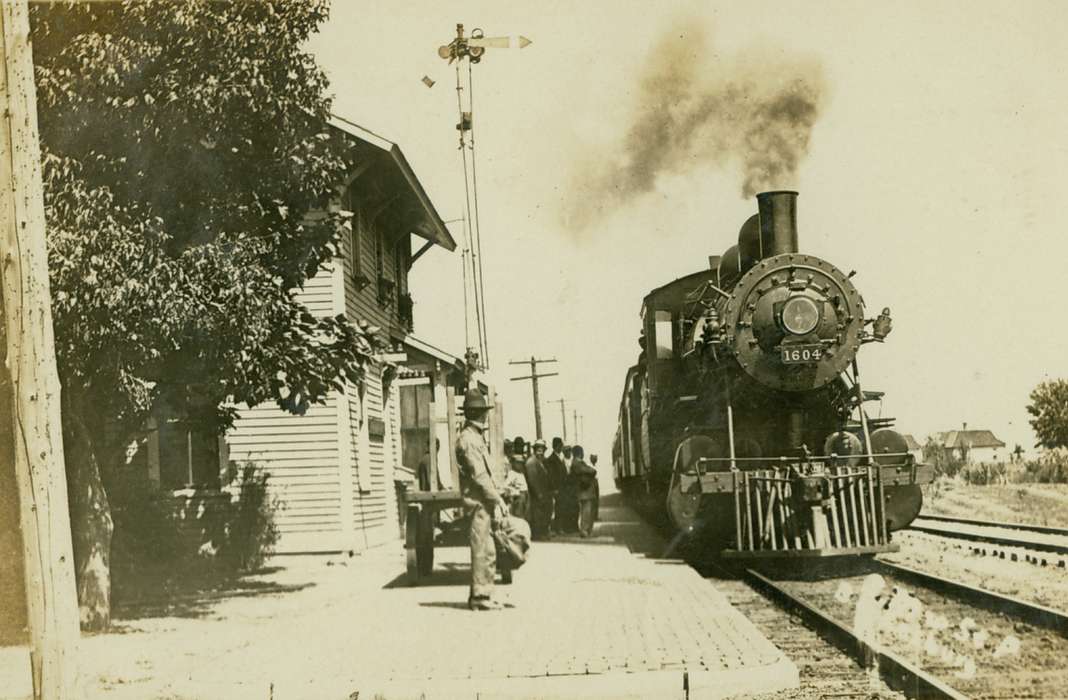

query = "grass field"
(922, 478), (1068, 528)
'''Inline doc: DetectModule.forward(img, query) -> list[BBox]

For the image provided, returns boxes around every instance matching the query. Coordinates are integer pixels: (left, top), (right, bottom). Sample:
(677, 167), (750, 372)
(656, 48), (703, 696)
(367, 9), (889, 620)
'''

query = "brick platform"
(81, 494), (797, 699)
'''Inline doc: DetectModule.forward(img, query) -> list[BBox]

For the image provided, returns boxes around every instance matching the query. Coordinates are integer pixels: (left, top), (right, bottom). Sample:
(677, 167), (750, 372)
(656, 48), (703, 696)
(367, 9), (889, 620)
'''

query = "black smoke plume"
(563, 23), (826, 231)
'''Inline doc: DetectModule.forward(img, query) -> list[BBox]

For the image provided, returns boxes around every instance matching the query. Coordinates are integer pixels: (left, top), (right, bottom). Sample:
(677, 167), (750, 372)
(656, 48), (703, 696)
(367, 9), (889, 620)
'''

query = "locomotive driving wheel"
(666, 434), (722, 532)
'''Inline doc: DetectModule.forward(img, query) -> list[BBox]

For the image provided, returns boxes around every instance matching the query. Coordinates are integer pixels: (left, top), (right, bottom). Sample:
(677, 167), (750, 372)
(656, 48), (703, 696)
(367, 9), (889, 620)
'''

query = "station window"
(345, 188), (370, 289)
(654, 310), (674, 359)
(158, 418), (221, 490)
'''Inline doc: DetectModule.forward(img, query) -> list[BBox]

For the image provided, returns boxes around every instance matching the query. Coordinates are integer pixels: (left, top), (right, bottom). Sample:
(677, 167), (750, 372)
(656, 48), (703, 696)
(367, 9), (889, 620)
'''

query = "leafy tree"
(923, 436), (964, 479)
(1028, 379), (1068, 450)
(30, 1), (372, 629)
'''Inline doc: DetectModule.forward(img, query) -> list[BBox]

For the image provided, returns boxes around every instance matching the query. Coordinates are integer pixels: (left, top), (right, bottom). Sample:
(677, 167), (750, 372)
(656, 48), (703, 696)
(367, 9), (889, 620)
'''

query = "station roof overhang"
(391, 330), (465, 377)
(328, 115), (456, 256)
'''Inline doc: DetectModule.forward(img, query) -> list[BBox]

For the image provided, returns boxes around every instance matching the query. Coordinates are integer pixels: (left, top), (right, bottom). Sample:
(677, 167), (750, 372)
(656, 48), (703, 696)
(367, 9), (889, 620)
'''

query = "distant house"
(934, 424), (1006, 464)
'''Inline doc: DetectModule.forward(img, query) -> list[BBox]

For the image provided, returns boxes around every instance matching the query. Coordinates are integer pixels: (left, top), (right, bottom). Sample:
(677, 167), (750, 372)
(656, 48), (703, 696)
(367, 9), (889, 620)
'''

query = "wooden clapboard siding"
(351, 370), (389, 538)
(222, 195), (417, 554)
(294, 257), (336, 318)
(228, 396), (344, 553)
(339, 201), (409, 334)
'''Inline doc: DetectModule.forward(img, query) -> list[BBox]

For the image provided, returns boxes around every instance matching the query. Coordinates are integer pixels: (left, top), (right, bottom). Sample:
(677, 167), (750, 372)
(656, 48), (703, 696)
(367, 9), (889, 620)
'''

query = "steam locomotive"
(612, 191), (933, 559)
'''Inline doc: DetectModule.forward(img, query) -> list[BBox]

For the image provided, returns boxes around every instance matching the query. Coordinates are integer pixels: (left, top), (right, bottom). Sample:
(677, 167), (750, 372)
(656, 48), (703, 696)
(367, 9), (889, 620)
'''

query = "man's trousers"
(579, 499), (596, 537)
(468, 502), (496, 600)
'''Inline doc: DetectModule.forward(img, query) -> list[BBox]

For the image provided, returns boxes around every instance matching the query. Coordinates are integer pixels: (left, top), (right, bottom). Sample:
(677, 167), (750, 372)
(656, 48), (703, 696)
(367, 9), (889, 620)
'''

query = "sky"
(309, 1), (1068, 462)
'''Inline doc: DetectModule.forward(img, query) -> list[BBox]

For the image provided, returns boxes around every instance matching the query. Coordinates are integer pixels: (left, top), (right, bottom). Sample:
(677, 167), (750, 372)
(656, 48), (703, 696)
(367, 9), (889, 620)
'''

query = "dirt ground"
(889, 479), (1068, 611)
(784, 565), (1068, 699)
(922, 479), (1068, 527)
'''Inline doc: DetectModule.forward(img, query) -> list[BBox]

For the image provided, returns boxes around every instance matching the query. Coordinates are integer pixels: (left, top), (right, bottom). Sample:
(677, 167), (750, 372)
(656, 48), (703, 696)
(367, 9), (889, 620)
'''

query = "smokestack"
(757, 190), (799, 256)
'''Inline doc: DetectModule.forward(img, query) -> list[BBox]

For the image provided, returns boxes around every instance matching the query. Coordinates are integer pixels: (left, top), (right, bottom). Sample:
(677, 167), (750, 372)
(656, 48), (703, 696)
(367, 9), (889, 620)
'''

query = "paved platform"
(80, 494), (797, 699)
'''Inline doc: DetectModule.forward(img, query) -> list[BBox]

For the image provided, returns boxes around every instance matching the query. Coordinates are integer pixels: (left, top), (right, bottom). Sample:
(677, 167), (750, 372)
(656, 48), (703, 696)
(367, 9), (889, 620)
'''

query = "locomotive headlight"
(781, 296), (821, 335)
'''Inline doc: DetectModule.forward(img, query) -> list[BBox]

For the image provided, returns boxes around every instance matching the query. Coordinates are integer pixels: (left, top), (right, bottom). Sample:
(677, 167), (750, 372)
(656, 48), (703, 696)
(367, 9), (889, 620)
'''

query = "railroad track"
(740, 567), (967, 700)
(877, 561), (1068, 637)
(729, 559), (1068, 699)
(908, 515), (1068, 556)
(714, 575), (906, 700)
(917, 514), (1068, 538)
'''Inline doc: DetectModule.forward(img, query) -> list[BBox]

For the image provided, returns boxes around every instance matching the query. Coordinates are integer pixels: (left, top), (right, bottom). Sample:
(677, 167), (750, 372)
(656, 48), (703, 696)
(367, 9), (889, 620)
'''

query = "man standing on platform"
(590, 453), (602, 523)
(504, 446), (530, 521)
(545, 437), (567, 533)
(455, 389), (507, 611)
(572, 446), (599, 537)
(557, 445), (580, 533)
(525, 439), (552, 540)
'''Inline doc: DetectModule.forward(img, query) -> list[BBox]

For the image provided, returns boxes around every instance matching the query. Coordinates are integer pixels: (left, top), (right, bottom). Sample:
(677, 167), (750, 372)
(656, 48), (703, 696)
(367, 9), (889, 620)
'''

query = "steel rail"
(916, 514), (1068, 538)
(908, 520), (1068, 556)
(742, 568), (969, 700)
(876, 561), (1068, 636)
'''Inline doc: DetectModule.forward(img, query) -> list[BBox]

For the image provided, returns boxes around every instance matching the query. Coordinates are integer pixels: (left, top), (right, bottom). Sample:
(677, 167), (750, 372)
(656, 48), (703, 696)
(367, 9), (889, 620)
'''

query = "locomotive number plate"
(781, 344), (824, 364)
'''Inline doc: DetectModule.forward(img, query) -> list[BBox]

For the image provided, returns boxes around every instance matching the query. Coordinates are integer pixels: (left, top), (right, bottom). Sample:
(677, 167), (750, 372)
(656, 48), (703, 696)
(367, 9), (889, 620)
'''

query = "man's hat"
(533, 438), (547, 449)
(462, 388), (492, 411)
(552, 437), (564, 449)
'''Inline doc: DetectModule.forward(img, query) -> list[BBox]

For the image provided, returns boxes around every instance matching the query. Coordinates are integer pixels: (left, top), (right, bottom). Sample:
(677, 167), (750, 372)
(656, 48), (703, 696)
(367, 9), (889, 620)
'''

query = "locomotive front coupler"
(786, 448), (833, 510)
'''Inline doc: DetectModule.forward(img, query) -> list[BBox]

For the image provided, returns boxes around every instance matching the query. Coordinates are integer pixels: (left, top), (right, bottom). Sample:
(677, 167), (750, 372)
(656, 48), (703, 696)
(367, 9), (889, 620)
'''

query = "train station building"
(224, 116), (481, 554)
(126, 115), (481, 555)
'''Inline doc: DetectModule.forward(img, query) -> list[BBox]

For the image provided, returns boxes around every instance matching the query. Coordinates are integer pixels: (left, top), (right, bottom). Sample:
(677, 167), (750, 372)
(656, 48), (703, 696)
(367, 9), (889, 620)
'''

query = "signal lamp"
(872, 307), (893, 340)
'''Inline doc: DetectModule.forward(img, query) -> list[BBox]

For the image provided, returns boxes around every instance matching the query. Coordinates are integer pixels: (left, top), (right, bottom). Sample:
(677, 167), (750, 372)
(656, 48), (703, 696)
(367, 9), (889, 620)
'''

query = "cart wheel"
(416, 508), (435, 576)
(405, 504), (423, 584)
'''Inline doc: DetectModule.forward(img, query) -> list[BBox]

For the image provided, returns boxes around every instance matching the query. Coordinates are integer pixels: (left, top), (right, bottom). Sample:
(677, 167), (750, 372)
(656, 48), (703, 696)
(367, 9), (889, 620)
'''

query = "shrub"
(221, 462), (280, 571)
(1013, 449), (1068, 484)
(923, 439), (966, 479)
(109, 474), (185, 567)
(959, 461), (1008, 486)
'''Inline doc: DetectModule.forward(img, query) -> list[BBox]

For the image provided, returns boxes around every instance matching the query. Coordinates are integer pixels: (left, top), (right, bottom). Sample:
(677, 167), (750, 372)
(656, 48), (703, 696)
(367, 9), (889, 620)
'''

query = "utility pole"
(548, 398), (568, 442)
(509, 357), (557, 440)
(573, 409), (579, 446)
(0, 3), (80, 698)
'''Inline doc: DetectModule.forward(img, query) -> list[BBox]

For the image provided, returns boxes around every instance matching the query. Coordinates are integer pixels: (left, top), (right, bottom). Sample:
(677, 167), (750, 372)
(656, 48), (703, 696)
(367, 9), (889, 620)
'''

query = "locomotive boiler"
(612, 191), (933, 559)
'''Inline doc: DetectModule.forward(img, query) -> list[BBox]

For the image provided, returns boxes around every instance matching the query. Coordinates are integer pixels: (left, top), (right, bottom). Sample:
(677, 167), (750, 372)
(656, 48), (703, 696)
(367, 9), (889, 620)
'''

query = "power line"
(453, 63), (488, 369)
(453, 64), (477, 359)
(468, 59), (490, 369)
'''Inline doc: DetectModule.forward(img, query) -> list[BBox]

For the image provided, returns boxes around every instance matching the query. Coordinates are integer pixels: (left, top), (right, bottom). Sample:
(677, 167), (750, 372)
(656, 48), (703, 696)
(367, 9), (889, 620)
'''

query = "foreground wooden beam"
(0, 2), (80, 699)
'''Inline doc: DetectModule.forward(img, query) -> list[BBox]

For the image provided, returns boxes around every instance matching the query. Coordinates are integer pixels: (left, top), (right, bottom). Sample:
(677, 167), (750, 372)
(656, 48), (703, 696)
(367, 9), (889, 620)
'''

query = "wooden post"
(0, 2), (81, 699)
(487, 385), (506, 484)
(429, 362), (450, 490)
(445, 383), (460, 489)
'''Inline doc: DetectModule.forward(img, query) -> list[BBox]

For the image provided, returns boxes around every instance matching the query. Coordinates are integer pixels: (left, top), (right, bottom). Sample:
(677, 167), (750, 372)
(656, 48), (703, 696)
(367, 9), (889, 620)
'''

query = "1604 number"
(781, 345), (823, 364)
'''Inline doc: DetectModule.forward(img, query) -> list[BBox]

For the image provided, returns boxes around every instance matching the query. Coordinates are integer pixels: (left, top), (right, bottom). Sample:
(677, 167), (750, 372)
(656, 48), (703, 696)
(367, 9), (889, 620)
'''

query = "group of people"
(453, 388), (601, 611)
(502, 435), (600, 540)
